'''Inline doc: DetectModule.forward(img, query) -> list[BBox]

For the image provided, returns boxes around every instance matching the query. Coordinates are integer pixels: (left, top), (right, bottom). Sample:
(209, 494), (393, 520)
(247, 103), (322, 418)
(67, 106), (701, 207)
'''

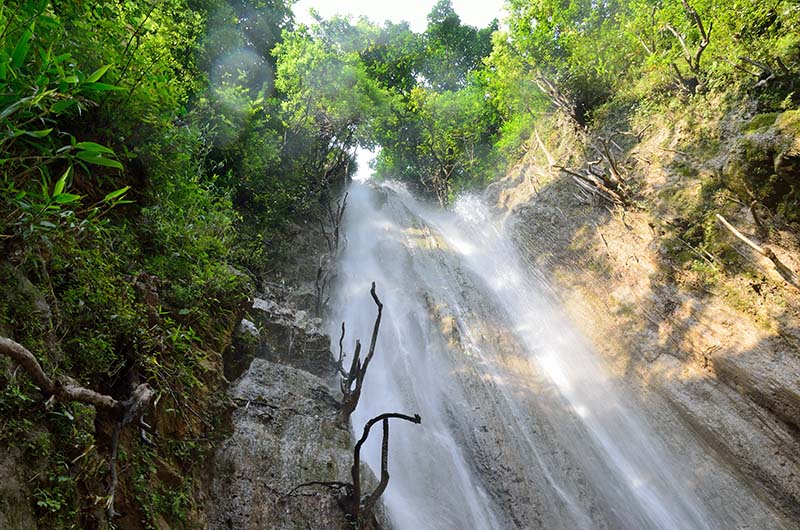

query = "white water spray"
(328, 181), (788, 530)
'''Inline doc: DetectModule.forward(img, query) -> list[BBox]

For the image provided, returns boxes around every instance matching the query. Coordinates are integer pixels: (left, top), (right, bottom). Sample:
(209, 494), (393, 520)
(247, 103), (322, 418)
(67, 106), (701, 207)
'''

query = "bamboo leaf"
(0, 96), (33, 120)
(51, 99), (76, 113)
(53, 167), (70, 196)
(74, 141), (115, 154)
(80, 82), (124, 92)
(23, 128), (53, 138)
(86, 64), (111, 83)
(11, 28), (34, 69)
(75, 151), (123, 170)
(54, 193), (81, 204)
(103, 186), (130, 202)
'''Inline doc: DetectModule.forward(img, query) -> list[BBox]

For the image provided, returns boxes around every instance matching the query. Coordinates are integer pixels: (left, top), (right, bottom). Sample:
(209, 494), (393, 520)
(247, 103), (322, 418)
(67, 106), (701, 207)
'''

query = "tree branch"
(555, 165), (626, 206)
(362, 418), (390, 512)
(0, 337), (124, 412)
(0, 336), (155, 519)
(351, 412), (422, 523)
(716, 214), (799, 289)
(339, 283), (383, 421)
(336, 321), (348, 378)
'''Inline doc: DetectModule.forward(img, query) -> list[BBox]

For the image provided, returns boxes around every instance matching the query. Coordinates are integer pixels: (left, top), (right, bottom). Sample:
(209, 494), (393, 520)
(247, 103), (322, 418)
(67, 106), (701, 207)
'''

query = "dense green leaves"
(420, 0), (497, 91)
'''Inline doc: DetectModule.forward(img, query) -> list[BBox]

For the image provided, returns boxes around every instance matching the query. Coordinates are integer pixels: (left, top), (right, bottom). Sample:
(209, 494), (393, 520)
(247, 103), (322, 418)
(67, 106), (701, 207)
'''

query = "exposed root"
(0, 336), (155, 519)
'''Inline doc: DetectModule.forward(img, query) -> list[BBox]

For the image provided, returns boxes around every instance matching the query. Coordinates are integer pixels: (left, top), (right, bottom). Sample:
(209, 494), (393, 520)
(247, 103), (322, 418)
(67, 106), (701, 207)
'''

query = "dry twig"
(716, 214), (799, 289)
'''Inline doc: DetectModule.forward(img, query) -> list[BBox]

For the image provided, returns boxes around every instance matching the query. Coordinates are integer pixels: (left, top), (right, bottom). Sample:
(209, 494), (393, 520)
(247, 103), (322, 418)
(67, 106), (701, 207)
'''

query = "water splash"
(328, 181), (786, 530)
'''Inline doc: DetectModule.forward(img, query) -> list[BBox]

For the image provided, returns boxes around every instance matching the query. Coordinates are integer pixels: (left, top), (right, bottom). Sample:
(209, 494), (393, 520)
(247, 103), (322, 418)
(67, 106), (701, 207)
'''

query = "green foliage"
(0, 366), (96, 529)
(359, 21), (422, 97)
(275, 23), (389, 157)
(0, 2), (132, 254)
(503, 0), (634, 124)
(396, 84), (498, 202)
(419, 0), (497, 91)
(0, 1), (257, 527)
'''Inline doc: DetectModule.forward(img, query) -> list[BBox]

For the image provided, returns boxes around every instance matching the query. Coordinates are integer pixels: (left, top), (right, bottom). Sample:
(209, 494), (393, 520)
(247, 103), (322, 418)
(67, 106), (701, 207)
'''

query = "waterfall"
(328, 181), (787, 530)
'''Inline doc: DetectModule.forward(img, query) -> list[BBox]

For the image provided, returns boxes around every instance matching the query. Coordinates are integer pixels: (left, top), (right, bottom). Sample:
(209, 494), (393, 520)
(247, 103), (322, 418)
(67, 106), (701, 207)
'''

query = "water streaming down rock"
(328, 181), (789, 530)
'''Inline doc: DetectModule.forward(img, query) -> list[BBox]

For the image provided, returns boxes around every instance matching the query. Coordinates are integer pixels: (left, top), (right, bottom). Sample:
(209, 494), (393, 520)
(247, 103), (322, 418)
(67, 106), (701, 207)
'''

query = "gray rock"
(224, 318), (261, 382)
(206, 359), (355, 530)
(0, 447), (36, 530)
(248, 298), (336, 379)
(238, 318), (259, 338)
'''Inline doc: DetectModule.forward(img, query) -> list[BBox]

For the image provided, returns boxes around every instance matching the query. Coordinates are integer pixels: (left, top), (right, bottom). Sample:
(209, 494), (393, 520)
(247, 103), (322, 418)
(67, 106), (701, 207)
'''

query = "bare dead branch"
(0, 337), (123, 412)
(0, 337), (155, 519)
(286, 411), (421, 528)
(670, 61), (691, 91)
(666, 24), (693, 71)
(533, 74), (580, 125)
(597, 137), (626, 184)
(351, 412), (422, 523)
(634, 33), (653, 55)
(716, 214), (799, 289)
(610, 125), (651, 144)
(339, 283), (383, 421)
(335, 192), (349, 252)
(336, 321), (348, 377)
(362, 418), (390, 511)
(681, 0), (712, 71)
(315, 259), (331, 316)
(320, 216), (334, 252)
(775, 57), (791, 76)
(362, 282), (383, 379)
(555, 165), (626, 206)
(720, 56), (761, 77)
(739, 56), (773, 76)
(666, 1), (713, 93)
(108, 380), (155, 519)
(636, 124), (653, 140)
(534, 128), (555, 168)
(107, 421), (123, 518)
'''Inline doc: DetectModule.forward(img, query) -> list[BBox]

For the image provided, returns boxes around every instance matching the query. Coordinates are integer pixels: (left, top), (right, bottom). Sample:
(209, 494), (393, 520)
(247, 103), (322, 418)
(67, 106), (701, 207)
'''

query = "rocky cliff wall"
(205, 192), (386, 530)
(486, 107), (800, 525)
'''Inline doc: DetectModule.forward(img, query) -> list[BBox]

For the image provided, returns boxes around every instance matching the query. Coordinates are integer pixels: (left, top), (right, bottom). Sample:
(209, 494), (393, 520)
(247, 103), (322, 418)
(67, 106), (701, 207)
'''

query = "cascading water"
(328, 180), (789, 530)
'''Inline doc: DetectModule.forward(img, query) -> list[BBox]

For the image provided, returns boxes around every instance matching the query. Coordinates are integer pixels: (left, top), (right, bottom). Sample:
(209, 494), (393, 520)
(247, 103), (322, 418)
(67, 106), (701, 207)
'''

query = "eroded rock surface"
(0, 447), (36, 530)
(206, 359), (352, 530)
(486, 112), (800, 525)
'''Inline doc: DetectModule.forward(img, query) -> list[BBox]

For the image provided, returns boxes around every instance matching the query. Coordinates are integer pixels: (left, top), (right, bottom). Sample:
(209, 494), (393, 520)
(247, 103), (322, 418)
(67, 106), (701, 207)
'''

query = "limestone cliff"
(487, 105), (800, 524)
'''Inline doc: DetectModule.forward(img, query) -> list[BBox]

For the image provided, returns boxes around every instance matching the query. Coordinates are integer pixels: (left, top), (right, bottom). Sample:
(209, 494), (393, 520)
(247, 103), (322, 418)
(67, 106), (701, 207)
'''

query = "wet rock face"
(253, 297), (336, 379)
(224, 319), (259, 381)
(224, 298), (337, 382)
(487, 115), (800, 525)
(206, 359), (353, 530)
